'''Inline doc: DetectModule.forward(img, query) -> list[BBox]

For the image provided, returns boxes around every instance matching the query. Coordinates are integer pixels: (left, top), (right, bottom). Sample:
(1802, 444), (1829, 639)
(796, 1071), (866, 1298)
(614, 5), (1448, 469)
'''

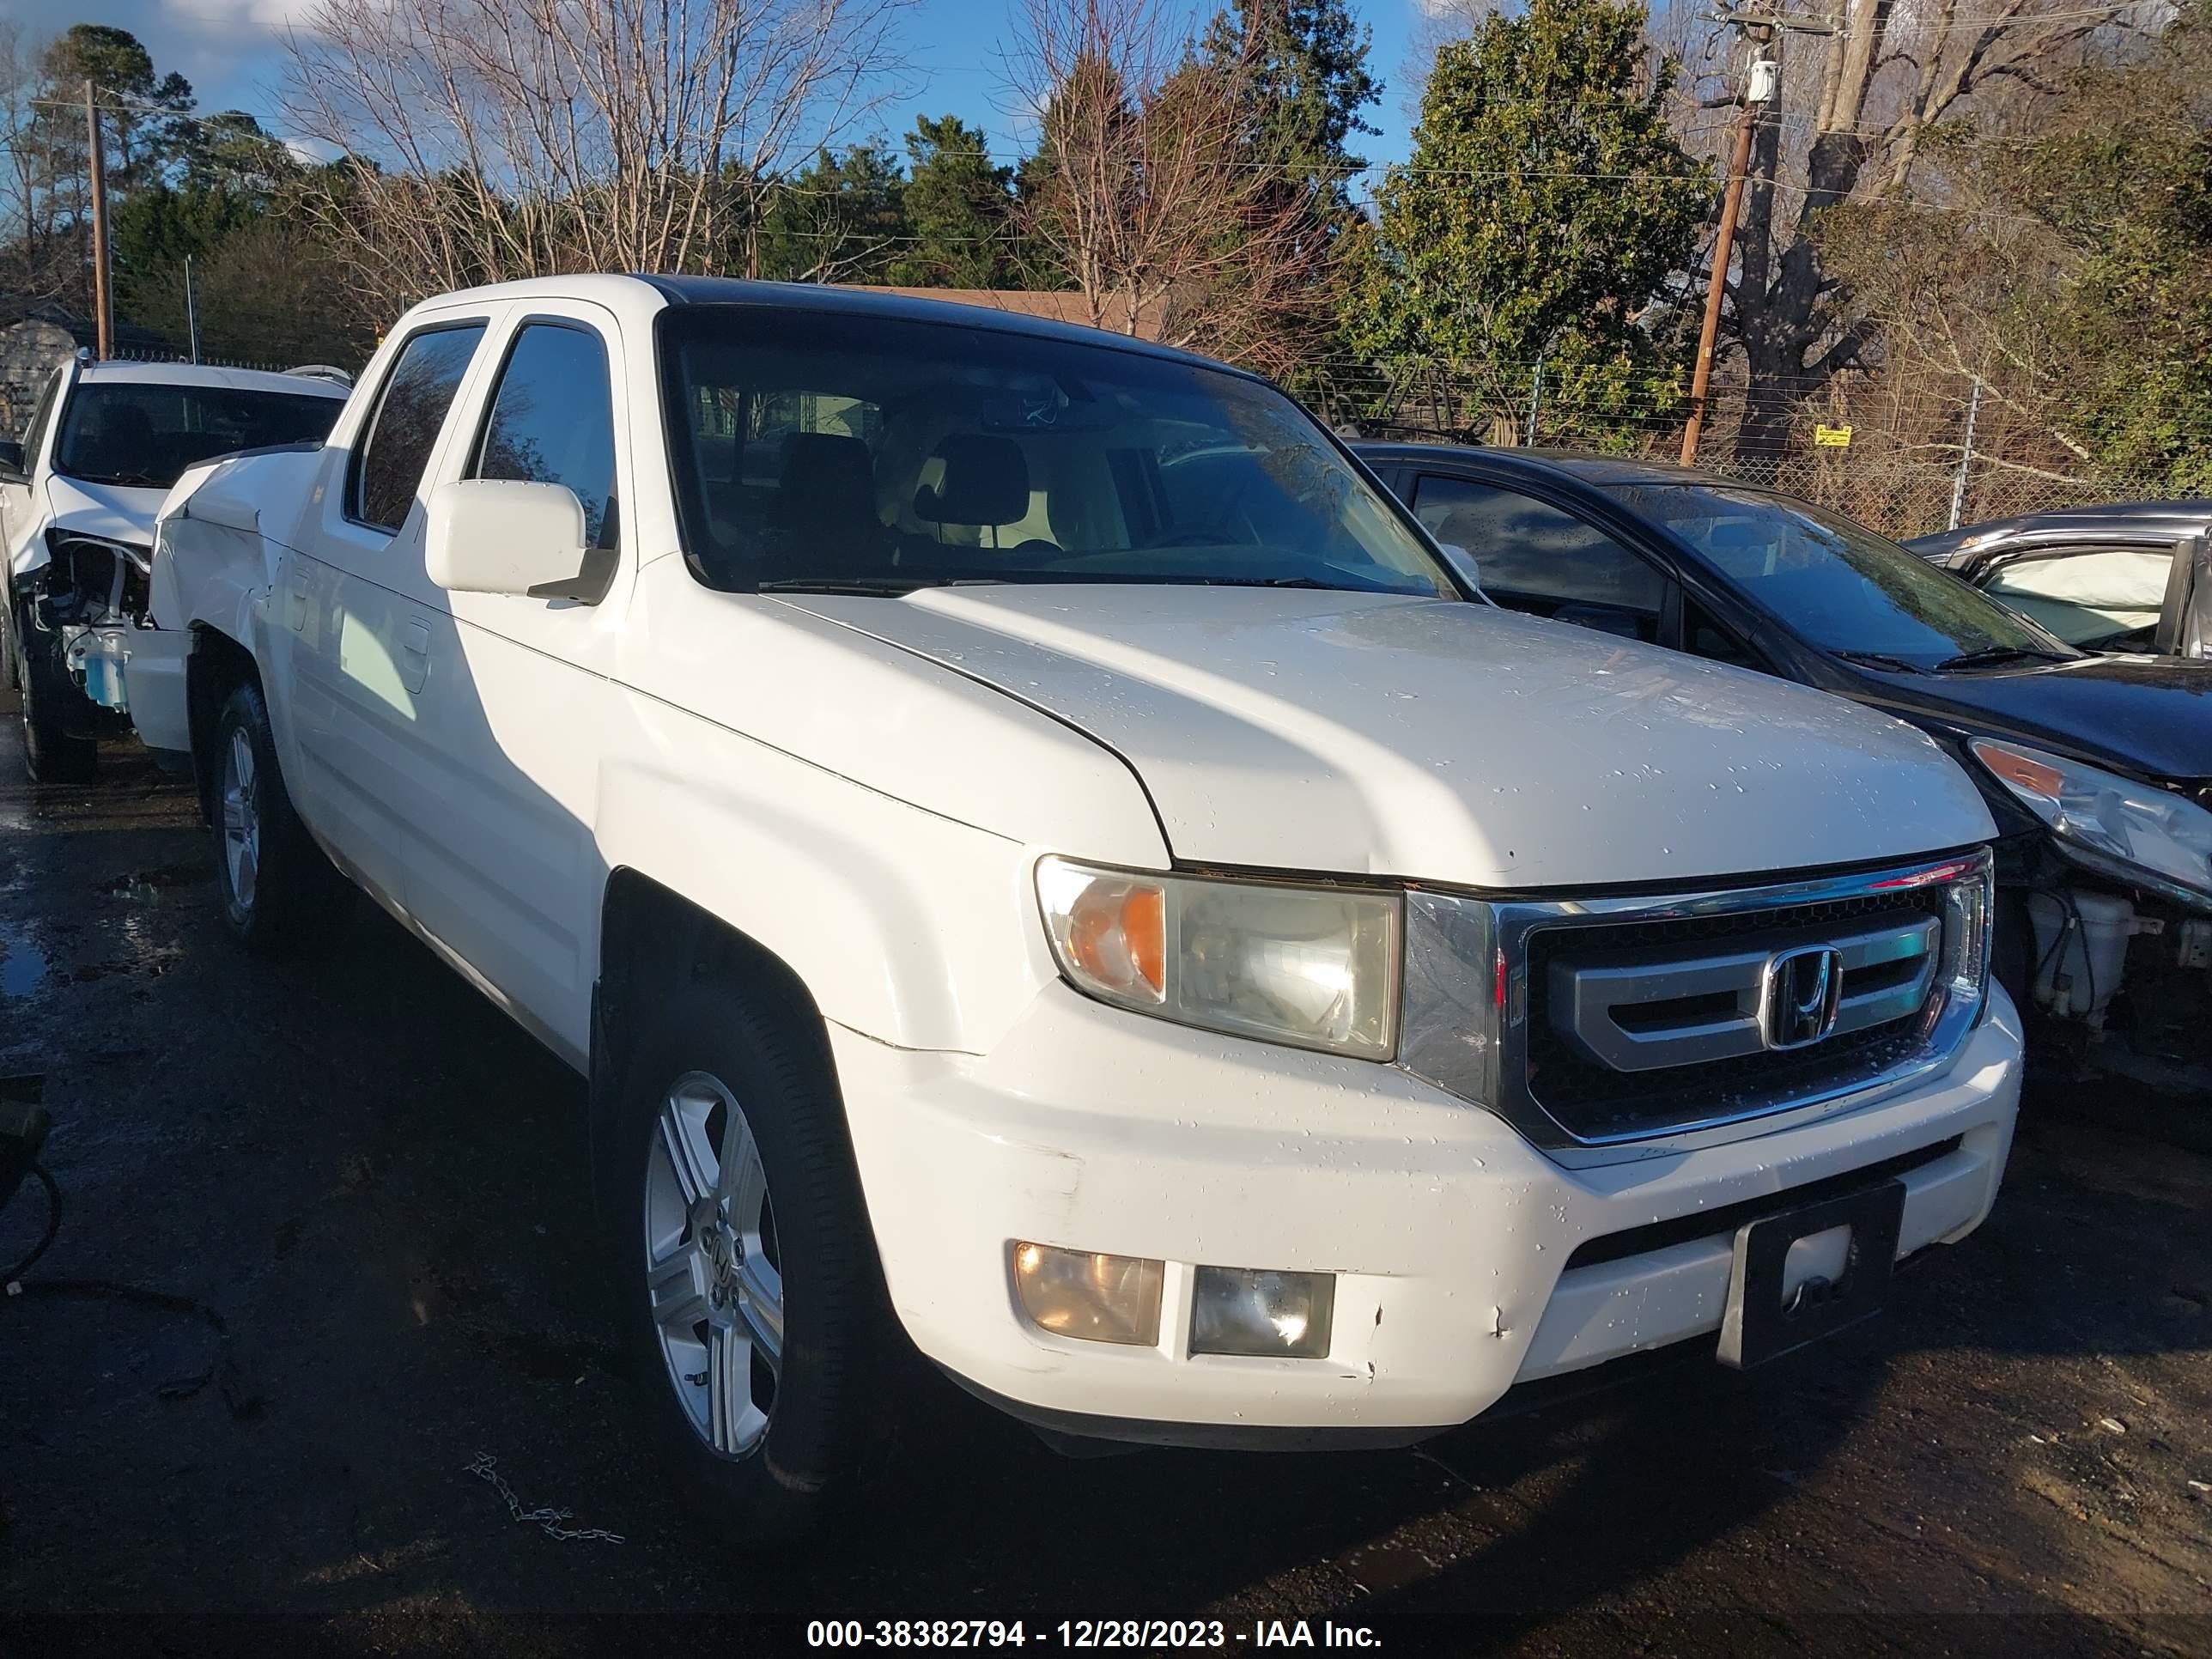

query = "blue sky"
(7, 0), (1434, 179)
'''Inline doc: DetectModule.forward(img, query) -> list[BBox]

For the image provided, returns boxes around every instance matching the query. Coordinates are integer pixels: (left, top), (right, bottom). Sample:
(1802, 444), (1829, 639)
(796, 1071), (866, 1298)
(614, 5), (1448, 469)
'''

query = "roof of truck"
(76, 359), (350, 398)
(404, 272), (1238, 375)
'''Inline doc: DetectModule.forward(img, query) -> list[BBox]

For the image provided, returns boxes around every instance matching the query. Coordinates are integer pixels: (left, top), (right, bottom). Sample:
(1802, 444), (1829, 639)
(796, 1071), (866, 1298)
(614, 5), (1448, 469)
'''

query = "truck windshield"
(1615, 483), (2080, 669)
(658, 307), (1454, 598)
(53, 381), (343, 490)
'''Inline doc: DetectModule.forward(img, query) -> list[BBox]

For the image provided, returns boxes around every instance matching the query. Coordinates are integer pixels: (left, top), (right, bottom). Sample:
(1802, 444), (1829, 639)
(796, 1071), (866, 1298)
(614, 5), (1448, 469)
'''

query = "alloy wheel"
(221, 728), (260, 909)
(643, 1070), (784, 1457)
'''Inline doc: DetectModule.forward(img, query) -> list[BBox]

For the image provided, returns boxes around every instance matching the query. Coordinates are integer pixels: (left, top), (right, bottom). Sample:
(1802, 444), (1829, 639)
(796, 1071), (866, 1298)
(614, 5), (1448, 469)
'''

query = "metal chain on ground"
(464, 1453), (626, 1544)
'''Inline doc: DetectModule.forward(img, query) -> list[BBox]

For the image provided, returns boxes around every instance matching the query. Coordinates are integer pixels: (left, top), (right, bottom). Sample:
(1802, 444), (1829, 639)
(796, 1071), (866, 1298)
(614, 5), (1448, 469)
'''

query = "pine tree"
(1345, 0), (1708, 441)
(888, 115), (1018, 288)
(756, 143), (909, 284)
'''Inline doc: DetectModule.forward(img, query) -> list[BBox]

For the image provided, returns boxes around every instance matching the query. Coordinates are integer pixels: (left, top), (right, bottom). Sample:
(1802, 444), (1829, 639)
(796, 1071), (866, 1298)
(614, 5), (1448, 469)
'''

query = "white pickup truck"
(142, 276), (2023, 1541)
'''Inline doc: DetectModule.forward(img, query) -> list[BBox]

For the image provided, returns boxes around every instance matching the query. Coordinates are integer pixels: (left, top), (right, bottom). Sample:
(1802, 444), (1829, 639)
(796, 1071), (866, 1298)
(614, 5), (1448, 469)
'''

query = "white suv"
(140, 276), (2022, 1541)
(0, 356), (346, 779)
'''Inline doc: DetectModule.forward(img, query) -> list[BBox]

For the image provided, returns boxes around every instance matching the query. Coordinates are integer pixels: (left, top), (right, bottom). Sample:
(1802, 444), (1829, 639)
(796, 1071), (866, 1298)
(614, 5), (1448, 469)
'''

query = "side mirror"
(0, 438), (26, 481)
(425, 479), (610, 602)
(1437, 540), (1486, 597)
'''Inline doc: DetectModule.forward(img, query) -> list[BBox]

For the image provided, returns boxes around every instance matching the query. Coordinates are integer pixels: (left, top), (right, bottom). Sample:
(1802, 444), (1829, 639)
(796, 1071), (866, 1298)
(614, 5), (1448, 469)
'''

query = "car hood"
(8, 475), (163, 578)
(46, 474), (164, 545)
(1854, 653), (2212, 783)
(780, 586), (1996, 890)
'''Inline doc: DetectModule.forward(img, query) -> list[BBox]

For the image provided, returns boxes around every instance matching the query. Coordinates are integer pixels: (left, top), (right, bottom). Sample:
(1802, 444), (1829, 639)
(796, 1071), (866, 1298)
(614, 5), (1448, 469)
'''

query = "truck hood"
(778, 586), (1996, 890)
(9, 476), (163, 578)
(46, 474), (163, 545)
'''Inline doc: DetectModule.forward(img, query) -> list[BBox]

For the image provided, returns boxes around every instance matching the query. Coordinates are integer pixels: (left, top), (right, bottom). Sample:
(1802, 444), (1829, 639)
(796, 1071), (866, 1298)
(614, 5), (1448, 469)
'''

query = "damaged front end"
(1977, 741), (2212, 1091)
(23, 526), (158, 720)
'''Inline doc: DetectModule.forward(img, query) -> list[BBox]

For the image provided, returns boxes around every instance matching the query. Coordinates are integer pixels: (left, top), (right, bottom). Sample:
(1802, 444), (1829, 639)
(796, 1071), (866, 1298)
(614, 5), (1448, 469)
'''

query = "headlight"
(1970, 737), (2212, 903)
(1035, 857), (1401, 1058)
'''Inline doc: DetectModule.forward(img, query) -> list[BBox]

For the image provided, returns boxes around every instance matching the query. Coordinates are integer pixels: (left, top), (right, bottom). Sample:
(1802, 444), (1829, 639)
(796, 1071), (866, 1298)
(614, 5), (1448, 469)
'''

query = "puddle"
(100, 862), (213, 899)
(0, 923), (49, 998)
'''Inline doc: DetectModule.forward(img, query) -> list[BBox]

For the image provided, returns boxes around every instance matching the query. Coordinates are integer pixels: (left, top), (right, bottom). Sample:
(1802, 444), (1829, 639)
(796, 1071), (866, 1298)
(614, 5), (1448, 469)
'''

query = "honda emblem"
(1761, 946), (1844, 1050)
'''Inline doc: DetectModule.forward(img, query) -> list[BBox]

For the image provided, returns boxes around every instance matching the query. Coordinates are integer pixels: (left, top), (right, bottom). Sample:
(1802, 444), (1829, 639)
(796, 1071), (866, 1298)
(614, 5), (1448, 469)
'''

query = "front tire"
(15, 605), (96, 785)
(209, 679), (344, 954)
(605, 978), (878, 1547)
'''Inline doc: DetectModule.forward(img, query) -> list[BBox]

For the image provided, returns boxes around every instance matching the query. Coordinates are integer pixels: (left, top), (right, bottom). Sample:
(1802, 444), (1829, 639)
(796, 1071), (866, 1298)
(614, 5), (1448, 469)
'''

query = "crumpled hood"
(778, 586), (1997, 890)
(11, 475), (165, 577)
(45, 474), (163, 546)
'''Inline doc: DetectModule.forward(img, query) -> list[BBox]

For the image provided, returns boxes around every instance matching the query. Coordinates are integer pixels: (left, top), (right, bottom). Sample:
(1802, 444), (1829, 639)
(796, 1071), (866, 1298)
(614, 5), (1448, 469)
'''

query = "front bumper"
(831, 981), (2022, 1445)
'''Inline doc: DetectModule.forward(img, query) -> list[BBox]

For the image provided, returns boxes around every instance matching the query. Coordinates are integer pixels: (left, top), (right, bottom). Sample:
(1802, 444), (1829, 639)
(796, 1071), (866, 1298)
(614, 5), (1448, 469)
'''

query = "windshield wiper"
(1934, 644), (2071, 672)
(1834, 650), (1927, 675)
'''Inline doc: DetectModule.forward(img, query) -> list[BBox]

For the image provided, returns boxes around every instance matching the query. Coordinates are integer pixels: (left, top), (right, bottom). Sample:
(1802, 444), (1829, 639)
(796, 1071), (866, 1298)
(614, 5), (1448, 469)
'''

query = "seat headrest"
(777, 432), (876, 507)
(914, 434), (1030, 526)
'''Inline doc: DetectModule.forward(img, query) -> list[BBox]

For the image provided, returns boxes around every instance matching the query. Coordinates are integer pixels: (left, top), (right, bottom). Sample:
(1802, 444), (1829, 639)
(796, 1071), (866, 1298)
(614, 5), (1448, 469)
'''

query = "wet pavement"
(2, 705), (2209, 1657)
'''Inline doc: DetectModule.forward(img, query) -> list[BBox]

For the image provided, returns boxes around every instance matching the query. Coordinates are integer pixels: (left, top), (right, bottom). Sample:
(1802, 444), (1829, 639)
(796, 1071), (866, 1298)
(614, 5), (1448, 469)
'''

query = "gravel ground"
(2, 712), (2208, 1658)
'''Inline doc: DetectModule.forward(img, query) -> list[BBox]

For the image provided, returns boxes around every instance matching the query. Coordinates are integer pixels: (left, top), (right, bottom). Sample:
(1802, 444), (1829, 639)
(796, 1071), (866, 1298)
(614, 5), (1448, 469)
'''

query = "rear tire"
(209, 678), (345, 954)
(15, 605), (96, 785)
(602, 976), (880, 1547)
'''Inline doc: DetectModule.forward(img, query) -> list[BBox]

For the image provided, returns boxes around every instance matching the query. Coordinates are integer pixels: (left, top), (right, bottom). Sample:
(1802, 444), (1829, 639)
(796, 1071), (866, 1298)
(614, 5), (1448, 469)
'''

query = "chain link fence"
(1310, 361), (2179, 540)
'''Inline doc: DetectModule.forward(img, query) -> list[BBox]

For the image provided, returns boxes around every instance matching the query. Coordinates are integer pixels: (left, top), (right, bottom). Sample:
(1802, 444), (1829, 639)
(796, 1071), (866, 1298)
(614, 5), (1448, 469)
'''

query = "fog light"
(1190, 1266), (1334, 1358)
(1012, 1243), (1164, 1346)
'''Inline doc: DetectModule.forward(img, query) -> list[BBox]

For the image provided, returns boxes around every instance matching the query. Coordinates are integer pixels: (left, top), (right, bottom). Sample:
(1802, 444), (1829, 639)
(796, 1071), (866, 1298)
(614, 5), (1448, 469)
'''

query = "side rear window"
(349, 324), (486, 531)
(471, 323), (619, 549)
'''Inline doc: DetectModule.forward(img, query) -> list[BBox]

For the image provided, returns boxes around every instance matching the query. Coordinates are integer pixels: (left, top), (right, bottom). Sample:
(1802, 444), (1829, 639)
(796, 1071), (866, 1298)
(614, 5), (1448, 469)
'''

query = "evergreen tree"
(887, 114), (1018, 288)
(30, 25), (194, 193)
(1344, 0), (1708, 441)
(757, 142), (908, 284)
(1203, 0), (1378, 206)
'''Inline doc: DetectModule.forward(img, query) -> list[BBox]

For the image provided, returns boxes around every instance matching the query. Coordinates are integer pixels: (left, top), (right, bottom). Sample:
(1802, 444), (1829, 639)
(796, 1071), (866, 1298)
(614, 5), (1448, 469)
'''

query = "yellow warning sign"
(1814, 424), (1854, 448)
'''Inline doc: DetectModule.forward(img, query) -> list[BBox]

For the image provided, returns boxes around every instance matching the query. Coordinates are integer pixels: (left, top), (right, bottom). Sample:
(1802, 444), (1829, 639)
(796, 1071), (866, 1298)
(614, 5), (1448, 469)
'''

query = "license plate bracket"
(1716, 1179), (1906, 1370)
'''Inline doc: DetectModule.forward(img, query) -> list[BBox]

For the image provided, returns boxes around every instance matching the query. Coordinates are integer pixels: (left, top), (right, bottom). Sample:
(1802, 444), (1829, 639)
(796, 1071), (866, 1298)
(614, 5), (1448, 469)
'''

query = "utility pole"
(1680, 51), (1775, 468)
(185, 256), (200, 364)
(84, 80), (112, 361)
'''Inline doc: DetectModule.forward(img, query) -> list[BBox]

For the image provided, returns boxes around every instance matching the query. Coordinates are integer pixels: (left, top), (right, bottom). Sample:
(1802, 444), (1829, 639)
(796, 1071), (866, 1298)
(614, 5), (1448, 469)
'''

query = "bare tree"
(1007, 0), (1322, 362)
(1650, 0), (2158, 453)
(0, 23), (105, 316)
(283, 0), (913, 318)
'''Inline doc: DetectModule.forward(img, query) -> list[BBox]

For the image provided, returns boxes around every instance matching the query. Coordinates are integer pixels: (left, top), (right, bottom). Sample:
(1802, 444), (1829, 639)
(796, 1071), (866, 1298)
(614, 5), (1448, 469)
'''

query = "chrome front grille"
(1398, 852), (1993, 1156)
(1544, 910), (1939, 1073)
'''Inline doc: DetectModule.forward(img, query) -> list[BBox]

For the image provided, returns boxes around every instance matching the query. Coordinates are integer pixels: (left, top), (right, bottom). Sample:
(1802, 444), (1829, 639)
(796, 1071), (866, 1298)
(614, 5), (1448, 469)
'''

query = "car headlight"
(1035, 857), (1401, 1058)
(1970, 737), (2212, 904)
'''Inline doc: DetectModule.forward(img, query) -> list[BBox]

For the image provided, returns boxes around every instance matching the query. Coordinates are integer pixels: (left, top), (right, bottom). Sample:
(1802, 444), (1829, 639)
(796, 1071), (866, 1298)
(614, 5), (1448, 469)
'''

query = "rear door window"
(349, 324), (487, 532)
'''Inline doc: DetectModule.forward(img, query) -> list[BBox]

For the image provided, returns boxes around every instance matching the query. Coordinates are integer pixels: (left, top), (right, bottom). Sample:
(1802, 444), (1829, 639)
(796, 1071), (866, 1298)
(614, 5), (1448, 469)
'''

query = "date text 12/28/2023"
(804, 1619), (1384, 1649)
